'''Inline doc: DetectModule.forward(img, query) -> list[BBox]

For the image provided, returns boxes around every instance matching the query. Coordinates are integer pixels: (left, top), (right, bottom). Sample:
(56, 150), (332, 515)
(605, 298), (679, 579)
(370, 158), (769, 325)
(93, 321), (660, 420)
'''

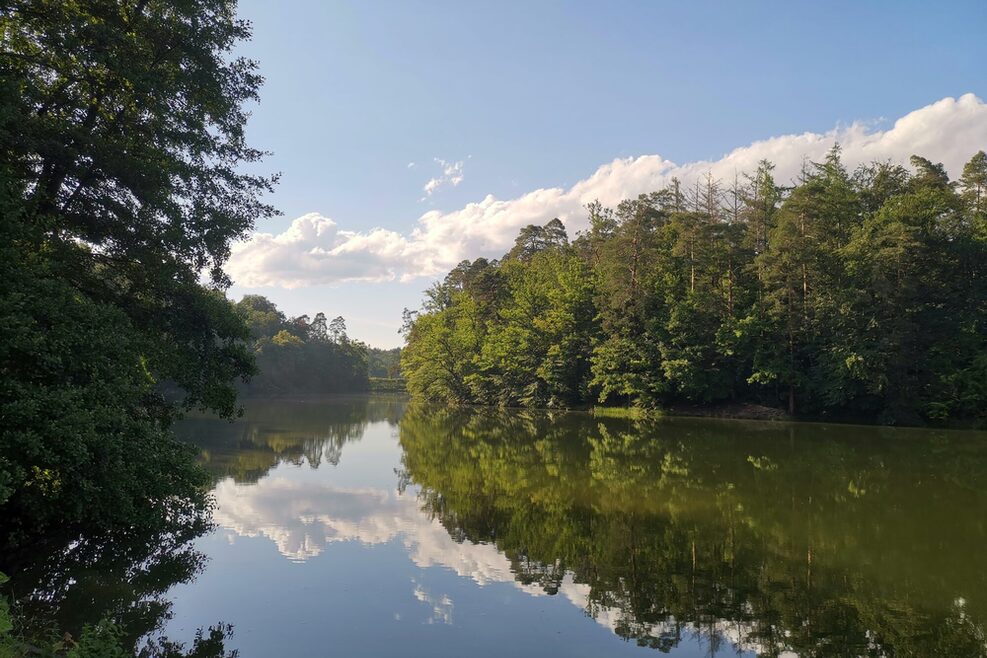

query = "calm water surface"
(25, 395), (987, 657)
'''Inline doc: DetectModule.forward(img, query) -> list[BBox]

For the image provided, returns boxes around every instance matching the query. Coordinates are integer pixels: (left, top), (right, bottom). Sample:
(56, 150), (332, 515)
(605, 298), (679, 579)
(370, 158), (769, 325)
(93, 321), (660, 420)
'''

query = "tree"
(589, 194), (668, 406)
(745, 161), (780, 241)
(234, 298), (369, 395)
(0, 0), (275, 541)
(236, 295), (286, 340)
(960, 150), (987, 216)
(2, 0), (277, 416)
(476, 246), (594, 407)
(329, 315), (348, 343)
(841, 155), (982, 422)
(401, 294), (483, 403)
(367, 347), (402, 378)
(506, 218), (569, 261)
(309, 312), (329, 342)
(748, 146), (861, 414)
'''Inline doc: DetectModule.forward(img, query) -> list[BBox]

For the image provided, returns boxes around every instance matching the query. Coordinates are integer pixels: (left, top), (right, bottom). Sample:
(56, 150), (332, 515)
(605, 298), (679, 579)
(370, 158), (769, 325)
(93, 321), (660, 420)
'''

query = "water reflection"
(400, 405), (987, 656)
(195, 399), (562, 590)
(178, 395), (406, 483)
(0, 508), (228, 655)
(167, 398), (987, 656)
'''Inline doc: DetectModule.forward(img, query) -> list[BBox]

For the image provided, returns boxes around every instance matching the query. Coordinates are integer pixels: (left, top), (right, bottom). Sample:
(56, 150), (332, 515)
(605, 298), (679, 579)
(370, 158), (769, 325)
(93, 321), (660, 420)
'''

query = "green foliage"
(589, 406), (657, 420)
(0, 0), (273, 542)
(402, 151), (987, 424)
(0, 574), (11, 647)
(0, 513), (237, 657)
(66, 621), (130, 658)
(368, 377), (406, 393)
(234, 297), (369, 395)
(0, 198), (211, 544)
(0, 616), (237, 658)
(403, 224), (595, 407)
(367, 347), (402, 378)
(1, 0), (276, 419)
(401, 293), (484, 403)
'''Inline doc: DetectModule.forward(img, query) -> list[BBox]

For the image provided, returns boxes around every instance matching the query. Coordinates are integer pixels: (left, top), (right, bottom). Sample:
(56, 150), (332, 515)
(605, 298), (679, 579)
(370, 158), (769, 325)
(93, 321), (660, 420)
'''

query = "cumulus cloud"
(225, 213), (411, 287)
(227, 94), (987, 289)
(422, 158), (465, 197)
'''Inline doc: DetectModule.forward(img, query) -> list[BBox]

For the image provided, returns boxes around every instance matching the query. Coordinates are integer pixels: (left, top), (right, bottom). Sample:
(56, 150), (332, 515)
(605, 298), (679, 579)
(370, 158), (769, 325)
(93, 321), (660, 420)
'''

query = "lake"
(18, 395), (987, 656)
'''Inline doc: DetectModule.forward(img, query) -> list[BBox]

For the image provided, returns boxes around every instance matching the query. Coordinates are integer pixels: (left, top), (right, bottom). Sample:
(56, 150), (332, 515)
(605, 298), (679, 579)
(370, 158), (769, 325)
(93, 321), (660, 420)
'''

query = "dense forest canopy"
(367, 346), (402, 379)
(401, 149), (987, 425)
(234, 295), (369, 394)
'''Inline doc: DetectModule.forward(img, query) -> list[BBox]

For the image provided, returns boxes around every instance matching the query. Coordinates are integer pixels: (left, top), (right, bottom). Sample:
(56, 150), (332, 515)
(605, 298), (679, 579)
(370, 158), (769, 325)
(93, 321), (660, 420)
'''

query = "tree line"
(234, 295), (369, 395)
(401, 149), (987, 424)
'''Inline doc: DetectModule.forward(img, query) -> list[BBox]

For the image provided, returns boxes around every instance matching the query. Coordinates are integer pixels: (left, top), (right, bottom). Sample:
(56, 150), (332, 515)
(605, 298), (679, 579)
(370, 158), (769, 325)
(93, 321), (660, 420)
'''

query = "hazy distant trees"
(236, 296), (368, 394)
(367, 347), (402, 378)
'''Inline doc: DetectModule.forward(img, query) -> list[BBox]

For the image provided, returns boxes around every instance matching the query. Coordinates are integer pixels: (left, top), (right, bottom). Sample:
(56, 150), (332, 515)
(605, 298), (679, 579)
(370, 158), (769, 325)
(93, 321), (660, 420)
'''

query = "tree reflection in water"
(399, 404), (987, 657)
(0, 394), (409, 656)
(1, 470), (231, 656)
(8, 396), (985, 657)
(178, 395), (406, 484)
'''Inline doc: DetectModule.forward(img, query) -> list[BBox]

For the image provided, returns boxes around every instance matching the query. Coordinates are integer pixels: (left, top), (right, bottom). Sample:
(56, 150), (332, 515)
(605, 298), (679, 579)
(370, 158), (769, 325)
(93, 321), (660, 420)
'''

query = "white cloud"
(412, 582), (454, 625)
(422, 158), (465, 198)
(227, 94), (987, 289)
(225, 213), (410, 287)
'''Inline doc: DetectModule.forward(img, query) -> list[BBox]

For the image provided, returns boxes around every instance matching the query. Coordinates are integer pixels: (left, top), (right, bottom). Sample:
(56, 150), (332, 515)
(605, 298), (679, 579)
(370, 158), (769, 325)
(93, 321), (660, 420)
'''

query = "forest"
(401, 150), (987, 425)
(233, 295), (369, 395)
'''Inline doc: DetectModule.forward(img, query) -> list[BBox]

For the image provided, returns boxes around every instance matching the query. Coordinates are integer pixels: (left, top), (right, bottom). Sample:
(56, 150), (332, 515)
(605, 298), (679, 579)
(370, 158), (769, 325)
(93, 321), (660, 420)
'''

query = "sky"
(226, 0), (987, 348)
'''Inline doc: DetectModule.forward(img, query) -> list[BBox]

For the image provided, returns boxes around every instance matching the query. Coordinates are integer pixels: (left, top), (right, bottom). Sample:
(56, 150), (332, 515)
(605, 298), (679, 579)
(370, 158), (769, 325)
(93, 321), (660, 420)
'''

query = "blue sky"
(228, 0), (987, 347)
